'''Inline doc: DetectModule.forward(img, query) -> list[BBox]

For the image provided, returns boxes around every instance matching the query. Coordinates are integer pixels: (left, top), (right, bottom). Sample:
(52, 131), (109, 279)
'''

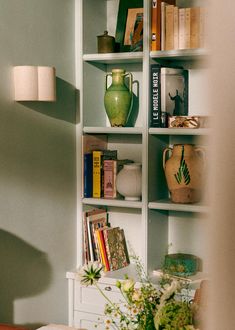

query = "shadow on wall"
(18, 78), (79, 124)
(0, 229), (52, 324)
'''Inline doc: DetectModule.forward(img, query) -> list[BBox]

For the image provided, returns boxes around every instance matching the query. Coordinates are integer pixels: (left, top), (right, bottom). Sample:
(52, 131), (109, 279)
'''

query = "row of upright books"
(83, 208), (130, 271)
(151, 0), (206, 51)
(83, 135), (133, 199)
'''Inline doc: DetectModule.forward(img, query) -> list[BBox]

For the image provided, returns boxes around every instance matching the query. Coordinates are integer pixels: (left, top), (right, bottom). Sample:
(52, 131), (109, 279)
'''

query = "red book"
(96, 228), (110, 271)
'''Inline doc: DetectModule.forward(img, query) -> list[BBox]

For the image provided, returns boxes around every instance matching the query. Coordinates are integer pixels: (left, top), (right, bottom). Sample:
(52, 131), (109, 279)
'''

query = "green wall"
(0, 0), (76, 326)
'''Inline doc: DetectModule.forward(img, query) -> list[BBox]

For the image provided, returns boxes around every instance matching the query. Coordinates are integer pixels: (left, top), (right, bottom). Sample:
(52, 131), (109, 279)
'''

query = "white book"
(173, 6), (179, 50)
(165, 4), (174, 50)
(161, 2), (167, 50)
(179, 8), (186, 49)
(185, 8), (191, 49)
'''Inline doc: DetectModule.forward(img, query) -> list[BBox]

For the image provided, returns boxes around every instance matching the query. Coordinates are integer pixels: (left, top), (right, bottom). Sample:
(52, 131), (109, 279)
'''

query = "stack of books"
(83, 135), (133, 199)
(151, 1), (206, 51)
(83, 208), (130, 271)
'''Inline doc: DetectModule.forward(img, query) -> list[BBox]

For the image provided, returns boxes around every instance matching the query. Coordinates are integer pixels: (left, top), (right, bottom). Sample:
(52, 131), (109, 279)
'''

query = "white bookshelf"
(68, 0), (209, 328)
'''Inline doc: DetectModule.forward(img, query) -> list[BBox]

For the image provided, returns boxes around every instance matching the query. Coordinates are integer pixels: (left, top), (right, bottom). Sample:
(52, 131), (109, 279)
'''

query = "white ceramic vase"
(116, 163), (142, 201)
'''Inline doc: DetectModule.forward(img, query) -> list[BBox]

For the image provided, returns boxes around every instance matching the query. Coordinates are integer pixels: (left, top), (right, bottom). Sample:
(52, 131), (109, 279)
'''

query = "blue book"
(84, 153), (93, 197)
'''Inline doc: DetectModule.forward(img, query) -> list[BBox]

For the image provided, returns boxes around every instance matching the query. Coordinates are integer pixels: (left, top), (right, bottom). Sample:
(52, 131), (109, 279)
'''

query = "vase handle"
(124, 72), (133, 93)
(163, 147), (172, 170)
(194, 146), (206, 165)
(105, 73), (112, 91)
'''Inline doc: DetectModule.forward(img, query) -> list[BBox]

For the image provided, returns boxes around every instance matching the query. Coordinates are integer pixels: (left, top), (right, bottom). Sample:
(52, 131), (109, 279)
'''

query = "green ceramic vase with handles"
(104, 69), (133, 127)
(163, 144), (205, 204)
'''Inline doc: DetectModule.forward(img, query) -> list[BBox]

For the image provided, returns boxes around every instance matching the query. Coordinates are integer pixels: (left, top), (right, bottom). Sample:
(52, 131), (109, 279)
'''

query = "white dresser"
(67, 270), (129, 330)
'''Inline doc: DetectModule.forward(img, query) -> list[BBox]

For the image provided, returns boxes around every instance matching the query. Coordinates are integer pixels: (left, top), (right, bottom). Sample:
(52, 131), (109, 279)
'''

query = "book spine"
(165, 5), (174, 50)
(161, 2), (167, 51)
(91, 222), (101, 262)
(83, 212), (90, 263)
(151, 0), (158, 51)
(96, 229), (110, 271)
(179, 8), (186, 49)
(190, 7), (200, 49)
(104, 160), (117, 199)
(83, 153), (93, 198)
(185, 8), (191, 49)
(103, 228), (113, 271)
(173, 6), (179, 50)
(150, 65), (161, 127)
(93, 150), (103, 198)
(119, 228), (130, 266)
(86, 215), (94, 262)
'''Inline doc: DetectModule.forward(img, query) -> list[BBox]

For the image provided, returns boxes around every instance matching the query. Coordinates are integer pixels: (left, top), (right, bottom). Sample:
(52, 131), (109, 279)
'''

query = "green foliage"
(154, 301), (193, 330)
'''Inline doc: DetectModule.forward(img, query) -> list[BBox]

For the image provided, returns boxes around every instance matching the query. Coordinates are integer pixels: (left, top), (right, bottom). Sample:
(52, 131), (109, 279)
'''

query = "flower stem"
(94, 282), (115, 307)
(94, 281), (130, 326)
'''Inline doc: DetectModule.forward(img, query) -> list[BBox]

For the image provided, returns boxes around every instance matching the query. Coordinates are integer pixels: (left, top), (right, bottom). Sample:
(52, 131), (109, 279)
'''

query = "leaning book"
(103, 227), (129, 271)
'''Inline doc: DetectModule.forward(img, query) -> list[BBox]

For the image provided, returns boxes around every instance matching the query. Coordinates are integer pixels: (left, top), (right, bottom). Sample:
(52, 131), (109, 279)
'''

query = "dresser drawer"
(74, 310), (105, 330)
(74, 281), (122, 314)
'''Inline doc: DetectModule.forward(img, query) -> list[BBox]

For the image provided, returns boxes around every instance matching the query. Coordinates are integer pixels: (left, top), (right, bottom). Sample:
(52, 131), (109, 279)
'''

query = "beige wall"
(0, 0), (76, 326)
(208, 1), (235, 329)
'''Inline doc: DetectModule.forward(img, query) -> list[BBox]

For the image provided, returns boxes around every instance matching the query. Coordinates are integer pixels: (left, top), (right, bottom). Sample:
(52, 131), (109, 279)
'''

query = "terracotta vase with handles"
(104, 69), (133, 127)
(163, 144), (205, 204)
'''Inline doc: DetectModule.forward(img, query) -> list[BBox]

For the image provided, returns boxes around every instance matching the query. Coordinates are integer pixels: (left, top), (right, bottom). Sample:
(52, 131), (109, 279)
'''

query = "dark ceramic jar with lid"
(97, 30), (115, 53)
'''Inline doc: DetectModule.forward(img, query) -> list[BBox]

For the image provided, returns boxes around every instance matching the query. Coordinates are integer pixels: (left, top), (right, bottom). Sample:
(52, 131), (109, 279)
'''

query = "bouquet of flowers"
(77, 256), (200, 330)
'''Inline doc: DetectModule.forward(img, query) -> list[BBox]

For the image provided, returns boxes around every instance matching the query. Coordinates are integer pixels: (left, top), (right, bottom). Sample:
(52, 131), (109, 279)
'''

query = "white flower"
(121, 278), (135, 292)
(75, 261), (104, 285)
(104, 318), (112, 326)
(132, 288), (141, 301)
(131, 307), (139, 315)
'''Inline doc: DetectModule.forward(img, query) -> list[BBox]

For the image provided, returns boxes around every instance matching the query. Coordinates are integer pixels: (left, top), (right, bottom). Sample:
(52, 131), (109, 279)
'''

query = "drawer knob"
(104, 286), (112, 291)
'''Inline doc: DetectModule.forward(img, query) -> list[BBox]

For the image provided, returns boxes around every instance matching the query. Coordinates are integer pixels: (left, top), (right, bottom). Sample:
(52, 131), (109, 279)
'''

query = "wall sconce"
(13, 66), (56, 101)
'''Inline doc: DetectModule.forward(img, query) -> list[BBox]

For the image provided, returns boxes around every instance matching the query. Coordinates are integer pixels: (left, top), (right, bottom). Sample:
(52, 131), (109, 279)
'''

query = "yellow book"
(93, 150), (103, 198)
(95, 229), (109, 271)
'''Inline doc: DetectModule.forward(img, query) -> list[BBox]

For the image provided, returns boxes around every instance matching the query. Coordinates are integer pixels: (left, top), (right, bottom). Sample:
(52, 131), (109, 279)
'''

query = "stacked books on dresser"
(83, 208), (130, 271)
(151, 0), (206, 51)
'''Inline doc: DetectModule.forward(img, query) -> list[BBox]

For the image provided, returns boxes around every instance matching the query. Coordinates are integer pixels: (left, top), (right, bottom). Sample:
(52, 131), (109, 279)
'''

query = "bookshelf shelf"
(83, 52), (143, 64)
(148, 199), (209, 213)
(82, 198), (143, 209)
(150, 48), (208, 61)
(83, 126), (144, 135)
(149, 128), (211, 136)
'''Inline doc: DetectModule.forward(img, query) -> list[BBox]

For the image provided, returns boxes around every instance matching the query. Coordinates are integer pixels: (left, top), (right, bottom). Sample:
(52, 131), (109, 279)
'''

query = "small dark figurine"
(169, 89), (184, 116)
